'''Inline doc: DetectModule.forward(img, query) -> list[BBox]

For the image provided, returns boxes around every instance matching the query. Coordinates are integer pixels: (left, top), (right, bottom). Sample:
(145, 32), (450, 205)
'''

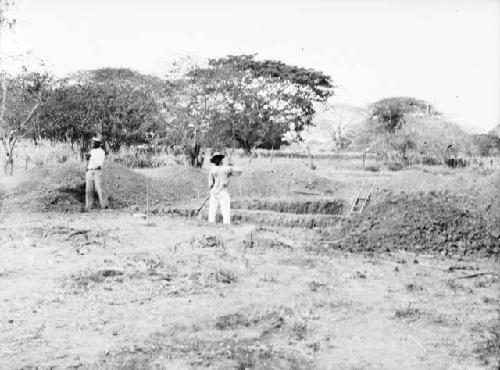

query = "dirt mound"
(330, 190), (500, 257)
(236, 163), (342, 197)
(2, 162), (343, 213)
(1, 162), (206, 213)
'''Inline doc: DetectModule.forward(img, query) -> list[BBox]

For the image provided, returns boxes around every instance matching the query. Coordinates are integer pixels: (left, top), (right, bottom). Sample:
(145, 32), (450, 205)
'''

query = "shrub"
(364, 164), (380, 172)
(386, 162), (403, 171)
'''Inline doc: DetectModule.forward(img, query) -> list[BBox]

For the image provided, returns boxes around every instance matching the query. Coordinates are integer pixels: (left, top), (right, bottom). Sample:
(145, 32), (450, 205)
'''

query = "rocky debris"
(327, 190), (499, 258)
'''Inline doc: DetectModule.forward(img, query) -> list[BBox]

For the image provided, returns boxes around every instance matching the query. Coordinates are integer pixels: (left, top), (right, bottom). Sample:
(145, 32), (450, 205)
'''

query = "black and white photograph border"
(0, 0), (499, 369)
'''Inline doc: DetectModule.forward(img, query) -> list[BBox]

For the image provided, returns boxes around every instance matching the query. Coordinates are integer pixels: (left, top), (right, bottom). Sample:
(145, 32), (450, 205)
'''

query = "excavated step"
(165, 207), (345, 227)
(231, 209), (344, 228)
(230, 198), (346, 215)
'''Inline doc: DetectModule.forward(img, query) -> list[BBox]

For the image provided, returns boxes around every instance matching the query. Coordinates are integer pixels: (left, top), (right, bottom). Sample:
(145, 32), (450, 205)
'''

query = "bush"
(364, 164), (380, 172)
(422, 156), (440, 166)
(386, 162), (403, 171)
(112, 153), (178, 168)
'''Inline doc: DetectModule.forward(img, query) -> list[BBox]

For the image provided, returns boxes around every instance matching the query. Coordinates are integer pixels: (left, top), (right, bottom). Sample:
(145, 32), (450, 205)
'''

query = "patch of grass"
(290, 318), (308, 341)
(308, 280), (328, 292)
(405, 282), (424, 292)
(473, 317), (500, 367)
(215, 266), (239, 284)
(215, 313), (250, 330)
(446, 279), (466, 291)
(97, 336), (313, 370)
(394, 305), (421, 320)
(364, 164), (380, 172)
(68, 269), (125, 292)
(215, 306), (292, 334)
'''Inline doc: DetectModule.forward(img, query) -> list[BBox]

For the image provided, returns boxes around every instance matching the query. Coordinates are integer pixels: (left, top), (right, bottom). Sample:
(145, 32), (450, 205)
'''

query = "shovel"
(193, 193), (211, 216)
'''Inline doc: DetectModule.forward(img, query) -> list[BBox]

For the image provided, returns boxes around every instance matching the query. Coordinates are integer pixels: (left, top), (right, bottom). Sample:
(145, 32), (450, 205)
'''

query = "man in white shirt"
(208, 152), (242, 224)
(85, 137), (108, 211)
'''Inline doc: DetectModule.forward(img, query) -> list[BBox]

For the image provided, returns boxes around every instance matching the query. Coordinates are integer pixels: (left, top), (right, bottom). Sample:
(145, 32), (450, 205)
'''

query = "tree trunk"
(79, 138), (89, 162)
(306, 145), (314, 169)
(4, 151), (13, 175)
(1, 136), (16, 176)
(186, 142), (201, 167)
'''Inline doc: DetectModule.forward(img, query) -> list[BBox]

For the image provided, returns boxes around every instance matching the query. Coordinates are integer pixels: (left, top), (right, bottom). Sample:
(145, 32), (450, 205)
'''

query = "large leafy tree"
(188, 55), (335, 153)
(39, 68), (169, 156)
(369, 96), (436, 132)
(157, 64), (223, 166)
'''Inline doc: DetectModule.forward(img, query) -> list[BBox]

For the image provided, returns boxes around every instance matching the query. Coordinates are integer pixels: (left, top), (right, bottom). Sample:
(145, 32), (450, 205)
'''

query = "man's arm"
(228, 166), (243, 176)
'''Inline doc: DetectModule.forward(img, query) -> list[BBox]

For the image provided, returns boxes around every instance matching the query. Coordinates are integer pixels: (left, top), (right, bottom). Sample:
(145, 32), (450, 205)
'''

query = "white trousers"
(85, 170), (108, 210)
(208, 189), (230, 224)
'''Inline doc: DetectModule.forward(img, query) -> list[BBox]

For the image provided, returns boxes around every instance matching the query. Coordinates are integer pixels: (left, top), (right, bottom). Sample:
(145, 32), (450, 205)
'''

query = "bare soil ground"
(1, 159), (499, 369)
(0, 212), (498, 370)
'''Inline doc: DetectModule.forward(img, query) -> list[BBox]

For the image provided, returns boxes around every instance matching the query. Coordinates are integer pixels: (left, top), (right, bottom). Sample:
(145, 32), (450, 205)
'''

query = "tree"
(472, 133), (500, 156)
(488, 124), (500, 139)
(188, 55), (336, 154)
(369, 97), (437, 132)
(0, 0), (15, 30)
(0, 69), (51, 174)
(39, 68), (169, 157)
(158, 62), (222, 166)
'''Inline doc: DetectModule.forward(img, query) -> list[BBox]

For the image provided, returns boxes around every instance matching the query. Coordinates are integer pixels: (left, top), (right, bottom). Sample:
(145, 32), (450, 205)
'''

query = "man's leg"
(85, 171), (94, 211)
(208, 192), (218, 223)
(94, 171), (108, 208)
(220, 190), (231, 225)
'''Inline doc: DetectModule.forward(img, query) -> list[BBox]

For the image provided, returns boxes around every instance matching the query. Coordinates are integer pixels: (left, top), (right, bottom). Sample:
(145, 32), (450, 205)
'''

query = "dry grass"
(0, 210), (498, 369)
(1, 142), (499, 369)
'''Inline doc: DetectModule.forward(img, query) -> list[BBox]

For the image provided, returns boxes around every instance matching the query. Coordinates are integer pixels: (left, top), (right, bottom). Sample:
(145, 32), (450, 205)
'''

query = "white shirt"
(209, 165), (242, 194)
(88, 148), (105, 170)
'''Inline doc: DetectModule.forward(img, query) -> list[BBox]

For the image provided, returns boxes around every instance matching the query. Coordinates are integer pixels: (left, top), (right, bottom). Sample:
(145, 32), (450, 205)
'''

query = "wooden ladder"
(349, 180), (375, 215)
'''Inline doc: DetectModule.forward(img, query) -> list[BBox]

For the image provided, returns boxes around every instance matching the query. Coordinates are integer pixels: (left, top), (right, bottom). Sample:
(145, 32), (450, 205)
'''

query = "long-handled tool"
(194, 193), (211, 216)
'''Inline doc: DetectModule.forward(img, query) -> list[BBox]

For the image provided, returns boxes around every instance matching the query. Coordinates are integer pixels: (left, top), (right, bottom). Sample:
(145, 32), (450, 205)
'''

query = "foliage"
(472, 133), (500, 156)
(358, 117), (473, 164)
(0, 69), (52, 173)
(186, 55), (336, 153)
(0, 0), (15, 29)
(488, 124), (500, 139)
(1, 70), (52, 134)
(38, 68), (170, 152)
(157, 62), (221, 166)
(369, 96), (436, 132)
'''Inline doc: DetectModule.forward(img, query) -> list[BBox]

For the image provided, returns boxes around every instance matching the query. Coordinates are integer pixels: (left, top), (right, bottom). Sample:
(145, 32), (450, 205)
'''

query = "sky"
(1, 0), (499, 133)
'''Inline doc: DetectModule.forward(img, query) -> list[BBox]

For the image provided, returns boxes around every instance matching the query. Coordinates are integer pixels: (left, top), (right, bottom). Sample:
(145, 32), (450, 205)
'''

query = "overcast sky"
(2, 0), (499, 133)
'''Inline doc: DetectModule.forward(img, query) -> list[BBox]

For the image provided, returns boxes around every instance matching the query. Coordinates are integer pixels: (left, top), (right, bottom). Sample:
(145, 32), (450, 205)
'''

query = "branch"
(20, 103), (40, 128)
(9, 103), (40, 151)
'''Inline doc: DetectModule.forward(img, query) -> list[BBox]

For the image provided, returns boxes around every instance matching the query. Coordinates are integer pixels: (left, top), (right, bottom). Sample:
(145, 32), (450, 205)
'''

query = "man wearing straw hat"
(208, 152), (242, 224)
(85, 137), (108, 211)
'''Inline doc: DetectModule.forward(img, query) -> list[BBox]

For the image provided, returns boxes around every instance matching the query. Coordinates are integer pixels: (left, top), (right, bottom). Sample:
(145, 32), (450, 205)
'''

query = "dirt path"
(1, 212), (498, 369)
